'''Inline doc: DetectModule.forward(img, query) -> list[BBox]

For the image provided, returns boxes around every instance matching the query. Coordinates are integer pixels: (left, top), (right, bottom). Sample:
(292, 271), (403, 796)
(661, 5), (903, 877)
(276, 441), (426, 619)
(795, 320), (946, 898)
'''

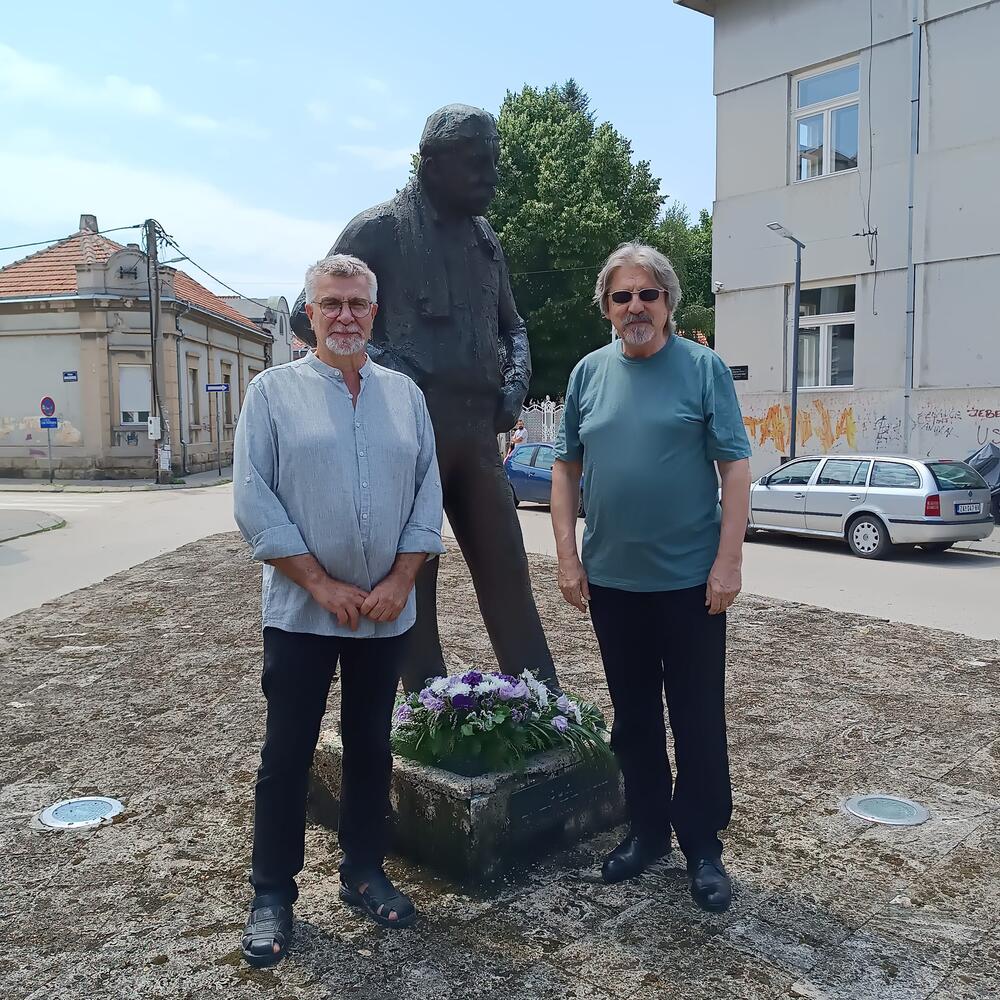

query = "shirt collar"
(305, 350), (374, 382)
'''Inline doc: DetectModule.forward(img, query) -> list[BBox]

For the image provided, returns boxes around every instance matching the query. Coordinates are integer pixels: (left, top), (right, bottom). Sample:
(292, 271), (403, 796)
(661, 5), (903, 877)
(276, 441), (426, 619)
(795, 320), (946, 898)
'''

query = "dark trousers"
(250, 626), (405, 904)
(588, 583), (732, 861)
(403, 405), (556, 692)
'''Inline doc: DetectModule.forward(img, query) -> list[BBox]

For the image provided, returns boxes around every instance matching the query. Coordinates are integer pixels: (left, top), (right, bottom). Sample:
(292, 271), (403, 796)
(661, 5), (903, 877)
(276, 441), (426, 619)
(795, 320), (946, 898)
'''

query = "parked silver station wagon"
(747, 455), (995, 558)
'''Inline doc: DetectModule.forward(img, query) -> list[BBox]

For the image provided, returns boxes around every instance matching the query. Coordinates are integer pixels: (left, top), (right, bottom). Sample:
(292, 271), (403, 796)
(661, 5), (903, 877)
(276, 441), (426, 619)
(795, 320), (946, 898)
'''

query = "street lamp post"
(767, 222), (806, 460)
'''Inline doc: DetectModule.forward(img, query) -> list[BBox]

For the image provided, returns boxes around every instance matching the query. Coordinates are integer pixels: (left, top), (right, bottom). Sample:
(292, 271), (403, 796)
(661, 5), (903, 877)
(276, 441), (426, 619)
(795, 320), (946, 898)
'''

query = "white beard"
(325, 333), (366, 356)
(619, 324), (656, 345)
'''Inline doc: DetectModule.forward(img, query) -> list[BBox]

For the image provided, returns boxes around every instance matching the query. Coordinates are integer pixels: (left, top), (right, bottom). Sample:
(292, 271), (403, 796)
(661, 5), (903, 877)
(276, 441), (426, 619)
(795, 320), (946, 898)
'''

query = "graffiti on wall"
(742, 393), (1000, 464)
(743, 400), (858, 454)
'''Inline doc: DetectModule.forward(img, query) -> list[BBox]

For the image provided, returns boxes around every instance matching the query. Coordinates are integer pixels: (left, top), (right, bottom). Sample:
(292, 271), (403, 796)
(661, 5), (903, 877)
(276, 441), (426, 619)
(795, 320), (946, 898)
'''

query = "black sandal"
(339, 868), (416, 929)
(241, 894), (293, 967)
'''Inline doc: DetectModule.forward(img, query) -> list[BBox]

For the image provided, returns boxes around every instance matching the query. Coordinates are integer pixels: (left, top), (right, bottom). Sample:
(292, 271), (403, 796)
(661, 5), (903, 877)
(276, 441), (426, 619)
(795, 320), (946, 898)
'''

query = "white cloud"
(347, 115), (377, 132)
(338, 145), (414, 170)
(0, 149), (342, 301)
(306, 100), (330, 122)
(361, 76), (390, 95)
(0, 43), (260, 137)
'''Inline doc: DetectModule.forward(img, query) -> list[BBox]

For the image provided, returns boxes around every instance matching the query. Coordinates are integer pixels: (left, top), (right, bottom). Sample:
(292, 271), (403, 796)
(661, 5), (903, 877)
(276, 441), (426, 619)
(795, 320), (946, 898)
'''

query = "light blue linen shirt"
(233, 352), (445, 638)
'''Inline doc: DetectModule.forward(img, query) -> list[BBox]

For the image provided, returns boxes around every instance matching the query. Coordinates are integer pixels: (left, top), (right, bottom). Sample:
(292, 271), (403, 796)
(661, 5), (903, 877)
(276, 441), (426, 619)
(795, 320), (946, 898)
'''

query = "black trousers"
(250, 626), (406, 904)
(588, 583), (732, 861)
(403, 402), (556, 692)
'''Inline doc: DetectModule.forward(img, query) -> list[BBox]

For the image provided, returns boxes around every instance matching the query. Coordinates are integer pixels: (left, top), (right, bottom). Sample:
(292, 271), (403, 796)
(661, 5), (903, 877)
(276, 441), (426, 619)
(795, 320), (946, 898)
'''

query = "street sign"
(205, 383), (230, 392)
(40, 417), (58, 429)
(730, 365), (749, 381)
(62, 371), (79, 382)
(40, 396), (56, 417)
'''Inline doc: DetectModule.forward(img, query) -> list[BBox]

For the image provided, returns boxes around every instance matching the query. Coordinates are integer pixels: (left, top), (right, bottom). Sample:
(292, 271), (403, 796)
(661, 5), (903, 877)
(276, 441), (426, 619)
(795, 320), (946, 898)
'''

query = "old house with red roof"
(0, 214), (273, 479)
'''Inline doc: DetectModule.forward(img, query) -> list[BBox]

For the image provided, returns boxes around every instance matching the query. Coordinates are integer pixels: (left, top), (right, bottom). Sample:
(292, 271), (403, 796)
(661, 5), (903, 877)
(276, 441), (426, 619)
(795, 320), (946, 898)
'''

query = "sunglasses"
(608, 288), (666, 305)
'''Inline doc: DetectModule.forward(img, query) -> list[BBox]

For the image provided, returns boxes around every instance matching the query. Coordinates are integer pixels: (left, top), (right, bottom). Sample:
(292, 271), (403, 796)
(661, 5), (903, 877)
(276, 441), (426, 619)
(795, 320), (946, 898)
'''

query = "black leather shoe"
(601, 832), (671, 884)
(688, 855), (731, 912)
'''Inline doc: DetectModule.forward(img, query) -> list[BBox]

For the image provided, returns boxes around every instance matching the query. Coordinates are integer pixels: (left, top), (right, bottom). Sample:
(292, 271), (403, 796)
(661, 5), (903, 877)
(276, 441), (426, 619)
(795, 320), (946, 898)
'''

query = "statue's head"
(418, 104), (500, 217)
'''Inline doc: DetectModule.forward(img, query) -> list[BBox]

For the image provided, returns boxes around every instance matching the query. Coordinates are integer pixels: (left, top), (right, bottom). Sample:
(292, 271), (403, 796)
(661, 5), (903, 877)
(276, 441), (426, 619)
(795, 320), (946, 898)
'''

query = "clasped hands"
(308, 570), (414, 630)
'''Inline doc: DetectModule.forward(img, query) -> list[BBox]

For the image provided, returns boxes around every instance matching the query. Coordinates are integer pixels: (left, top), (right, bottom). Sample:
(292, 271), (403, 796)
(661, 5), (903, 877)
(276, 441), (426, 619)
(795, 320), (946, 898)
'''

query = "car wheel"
(847, 514), (892, 559)
(918, 542), (953, 553)
(510, 486), (519, 509)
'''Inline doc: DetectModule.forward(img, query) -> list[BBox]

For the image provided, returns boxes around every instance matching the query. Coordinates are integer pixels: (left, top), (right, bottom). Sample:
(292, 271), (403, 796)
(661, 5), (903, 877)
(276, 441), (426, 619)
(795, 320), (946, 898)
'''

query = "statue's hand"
(494, 387), (525, 434)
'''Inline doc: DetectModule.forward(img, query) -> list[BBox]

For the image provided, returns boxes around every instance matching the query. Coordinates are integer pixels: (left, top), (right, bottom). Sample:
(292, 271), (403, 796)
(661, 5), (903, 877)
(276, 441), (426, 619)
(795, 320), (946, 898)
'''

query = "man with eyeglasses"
(550, 242), (752, 912)
(234, 254), (444, 964)
(290, 104), (558, 695)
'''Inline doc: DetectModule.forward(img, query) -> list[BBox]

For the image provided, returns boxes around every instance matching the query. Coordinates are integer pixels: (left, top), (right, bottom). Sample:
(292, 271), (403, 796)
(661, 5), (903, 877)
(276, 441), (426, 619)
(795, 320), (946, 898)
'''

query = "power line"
(158, 230), (268, 306)
(0, 223), (143, 254)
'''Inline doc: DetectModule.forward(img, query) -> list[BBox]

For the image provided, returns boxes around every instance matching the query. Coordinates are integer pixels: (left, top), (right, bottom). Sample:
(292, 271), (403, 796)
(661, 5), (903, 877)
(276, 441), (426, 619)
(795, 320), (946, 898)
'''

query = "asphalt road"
(1, 488), (997, 640)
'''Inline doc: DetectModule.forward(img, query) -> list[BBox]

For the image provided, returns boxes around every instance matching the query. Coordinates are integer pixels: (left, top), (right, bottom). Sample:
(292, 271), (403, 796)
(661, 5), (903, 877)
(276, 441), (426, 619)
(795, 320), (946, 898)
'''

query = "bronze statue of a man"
(292, 104), (558, 692)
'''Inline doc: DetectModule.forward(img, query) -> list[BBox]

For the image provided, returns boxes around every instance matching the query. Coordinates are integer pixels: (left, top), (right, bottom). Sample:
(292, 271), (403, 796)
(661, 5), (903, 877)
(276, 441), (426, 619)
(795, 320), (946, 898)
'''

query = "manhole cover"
(38, 796), (124, 830)
(844, 794), (929, 826)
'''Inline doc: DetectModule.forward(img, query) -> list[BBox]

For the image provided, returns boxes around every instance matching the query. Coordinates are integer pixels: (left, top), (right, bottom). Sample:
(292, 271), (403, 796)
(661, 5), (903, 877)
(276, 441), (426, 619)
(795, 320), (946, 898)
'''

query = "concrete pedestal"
(308, 728), (625, 884)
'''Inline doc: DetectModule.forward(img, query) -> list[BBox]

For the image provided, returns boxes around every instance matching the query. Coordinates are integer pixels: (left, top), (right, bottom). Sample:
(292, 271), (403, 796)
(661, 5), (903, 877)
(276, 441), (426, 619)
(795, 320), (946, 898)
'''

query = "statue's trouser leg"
(400, 556), (447, 693)
(444, 428), (558, 685)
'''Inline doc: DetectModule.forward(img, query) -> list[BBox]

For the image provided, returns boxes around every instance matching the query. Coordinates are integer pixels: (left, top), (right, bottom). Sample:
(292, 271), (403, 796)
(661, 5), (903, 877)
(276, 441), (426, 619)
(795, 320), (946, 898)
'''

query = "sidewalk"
(0, 508), (63, 543)
(0, 465), (232, 493)
(955, 524), (1000, 556)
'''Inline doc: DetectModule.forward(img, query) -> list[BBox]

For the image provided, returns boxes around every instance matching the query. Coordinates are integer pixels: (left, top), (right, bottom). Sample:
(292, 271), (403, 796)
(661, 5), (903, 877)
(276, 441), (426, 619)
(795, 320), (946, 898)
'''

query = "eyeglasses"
(608, 288), (666, 305)
(314, 297), (374, 319)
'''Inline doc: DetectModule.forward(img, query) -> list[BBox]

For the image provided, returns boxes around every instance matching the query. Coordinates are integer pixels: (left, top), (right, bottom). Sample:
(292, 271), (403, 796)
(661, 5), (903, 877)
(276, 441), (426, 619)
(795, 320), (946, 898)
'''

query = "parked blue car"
(504, 442), (584, 515)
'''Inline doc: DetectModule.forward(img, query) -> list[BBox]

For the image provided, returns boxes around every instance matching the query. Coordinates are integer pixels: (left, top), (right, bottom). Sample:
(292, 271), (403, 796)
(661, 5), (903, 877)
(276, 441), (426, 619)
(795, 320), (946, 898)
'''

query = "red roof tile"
(0, 230), (260, 333)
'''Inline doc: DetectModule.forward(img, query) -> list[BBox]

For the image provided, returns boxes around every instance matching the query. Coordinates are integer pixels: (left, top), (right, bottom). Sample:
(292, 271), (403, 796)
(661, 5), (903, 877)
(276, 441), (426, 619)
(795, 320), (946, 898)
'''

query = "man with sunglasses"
(551, 242), (752, 912)
(234, 253), (444, 964)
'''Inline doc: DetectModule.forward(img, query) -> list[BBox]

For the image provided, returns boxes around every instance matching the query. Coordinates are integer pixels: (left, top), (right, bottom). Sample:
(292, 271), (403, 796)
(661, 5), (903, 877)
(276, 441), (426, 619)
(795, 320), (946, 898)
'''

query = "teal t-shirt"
(554, 335), (752, 592)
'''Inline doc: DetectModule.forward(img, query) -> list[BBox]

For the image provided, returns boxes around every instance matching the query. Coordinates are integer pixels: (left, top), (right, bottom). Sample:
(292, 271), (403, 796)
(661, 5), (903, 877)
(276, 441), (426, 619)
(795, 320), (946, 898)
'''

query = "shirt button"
(362, 481), (368, 488)
(362, 513), (369, 520)
(358, 451), (365, 457)
(355, 421), (361, 428)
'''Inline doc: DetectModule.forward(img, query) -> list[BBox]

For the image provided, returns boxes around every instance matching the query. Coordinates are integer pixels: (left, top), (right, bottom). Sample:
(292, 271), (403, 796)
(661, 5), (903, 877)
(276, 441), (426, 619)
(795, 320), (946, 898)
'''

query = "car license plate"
(955, 502), (982, 515)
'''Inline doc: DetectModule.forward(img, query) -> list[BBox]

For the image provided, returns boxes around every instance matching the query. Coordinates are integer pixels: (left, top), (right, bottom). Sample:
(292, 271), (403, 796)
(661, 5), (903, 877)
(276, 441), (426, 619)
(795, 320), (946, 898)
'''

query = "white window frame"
(792, 58), (860, 183)
(117, 363), (152, 426)
(791, 282), (856, 390)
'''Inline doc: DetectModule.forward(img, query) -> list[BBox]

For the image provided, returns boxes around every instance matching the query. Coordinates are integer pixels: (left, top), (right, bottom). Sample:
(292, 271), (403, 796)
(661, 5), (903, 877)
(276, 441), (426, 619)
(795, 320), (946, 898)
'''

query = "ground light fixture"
(38, 796), (124, 830)
(844, 794), (930, 826)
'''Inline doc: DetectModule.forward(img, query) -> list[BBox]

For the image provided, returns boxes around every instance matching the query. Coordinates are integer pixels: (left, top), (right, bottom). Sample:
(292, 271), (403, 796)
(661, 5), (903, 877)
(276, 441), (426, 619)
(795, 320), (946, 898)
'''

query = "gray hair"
(594, 242), (682, 333)
(305, 253), (378, 303)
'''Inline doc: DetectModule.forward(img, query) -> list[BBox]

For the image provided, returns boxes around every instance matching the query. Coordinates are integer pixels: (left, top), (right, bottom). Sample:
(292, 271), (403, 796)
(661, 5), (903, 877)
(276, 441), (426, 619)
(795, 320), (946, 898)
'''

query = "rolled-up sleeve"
(704, 357), (753, 462)
(233, 383), (310, 561)
(553, 363), (583, 463)
(396, 387), (446, 557)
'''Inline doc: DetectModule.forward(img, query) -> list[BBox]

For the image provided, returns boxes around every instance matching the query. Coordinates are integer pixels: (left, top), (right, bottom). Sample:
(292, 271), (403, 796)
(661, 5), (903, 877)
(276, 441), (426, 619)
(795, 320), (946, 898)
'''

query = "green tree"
(488, 83), (664, 397)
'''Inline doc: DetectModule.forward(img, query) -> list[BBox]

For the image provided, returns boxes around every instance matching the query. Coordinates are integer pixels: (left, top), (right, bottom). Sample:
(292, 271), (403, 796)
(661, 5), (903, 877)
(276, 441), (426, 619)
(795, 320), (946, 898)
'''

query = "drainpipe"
(903, 0), (922, 453)
(174, 303), (192, 475)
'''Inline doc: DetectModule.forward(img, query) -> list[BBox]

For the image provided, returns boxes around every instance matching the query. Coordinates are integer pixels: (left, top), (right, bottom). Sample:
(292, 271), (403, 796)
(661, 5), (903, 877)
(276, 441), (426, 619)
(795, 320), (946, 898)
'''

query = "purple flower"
(460, 671), (484, 687)
(551, 715), (569, 733)
(452, 693), (476, 711)
(419, 690), (446, 713)
(556, 694), (573, 715)
(497, 682), (518, 701)
(510, 709), (523, 724)
(394, 703), (414, 724)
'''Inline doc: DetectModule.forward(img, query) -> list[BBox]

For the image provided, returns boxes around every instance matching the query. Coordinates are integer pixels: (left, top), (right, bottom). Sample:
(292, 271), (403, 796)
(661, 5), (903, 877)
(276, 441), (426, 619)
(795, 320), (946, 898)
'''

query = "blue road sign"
(40, 396), (56, 417)
(205, 383), (230, 392)
(63, 371), (79, 382)
(40, 417), (58, 429)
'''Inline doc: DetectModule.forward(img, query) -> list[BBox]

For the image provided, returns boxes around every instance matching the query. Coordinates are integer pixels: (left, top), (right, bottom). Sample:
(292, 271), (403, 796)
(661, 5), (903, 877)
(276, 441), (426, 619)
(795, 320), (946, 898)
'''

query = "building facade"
(220, 294), (294, 366)
(678, 0), (1000, 476)
(0, 215), (272, 479)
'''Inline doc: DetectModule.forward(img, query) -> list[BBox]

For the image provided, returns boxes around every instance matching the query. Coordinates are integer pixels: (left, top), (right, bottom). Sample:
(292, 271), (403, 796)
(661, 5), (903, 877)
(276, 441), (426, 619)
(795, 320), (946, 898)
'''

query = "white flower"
(447, 680), (472, 697)
(474, 675), (503, 695)
(429, 677), (450, 696)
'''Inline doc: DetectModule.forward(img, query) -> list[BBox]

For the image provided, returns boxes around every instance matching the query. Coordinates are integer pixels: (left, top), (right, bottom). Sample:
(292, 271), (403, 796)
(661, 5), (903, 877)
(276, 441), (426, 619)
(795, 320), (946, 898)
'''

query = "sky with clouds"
(0, 0), (715, 305)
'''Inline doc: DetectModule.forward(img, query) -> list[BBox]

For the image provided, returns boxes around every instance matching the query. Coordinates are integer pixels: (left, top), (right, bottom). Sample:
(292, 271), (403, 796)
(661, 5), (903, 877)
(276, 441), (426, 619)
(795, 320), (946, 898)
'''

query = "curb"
(0, 478), (232, 494)
(0, 515), (66, 544)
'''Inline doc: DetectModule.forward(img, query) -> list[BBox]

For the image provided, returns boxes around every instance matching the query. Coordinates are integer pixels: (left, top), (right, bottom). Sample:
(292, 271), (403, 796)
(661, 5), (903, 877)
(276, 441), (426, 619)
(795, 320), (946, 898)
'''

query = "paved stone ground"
(1, 535), (997, 1000)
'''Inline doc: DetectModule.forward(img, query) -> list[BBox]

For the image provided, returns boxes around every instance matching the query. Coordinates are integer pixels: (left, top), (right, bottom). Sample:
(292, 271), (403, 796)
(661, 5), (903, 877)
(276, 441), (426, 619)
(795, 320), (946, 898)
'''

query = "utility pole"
(145, 219), (172, 484)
